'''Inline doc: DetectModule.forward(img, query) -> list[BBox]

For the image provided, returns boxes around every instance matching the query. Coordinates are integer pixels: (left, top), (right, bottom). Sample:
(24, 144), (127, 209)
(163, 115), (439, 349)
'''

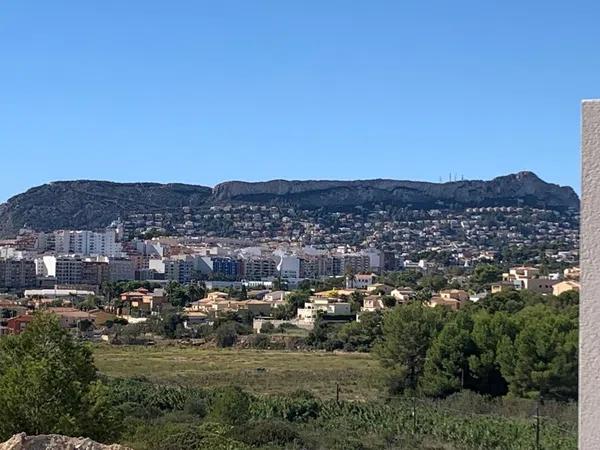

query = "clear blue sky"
(1, 1), (595, 202)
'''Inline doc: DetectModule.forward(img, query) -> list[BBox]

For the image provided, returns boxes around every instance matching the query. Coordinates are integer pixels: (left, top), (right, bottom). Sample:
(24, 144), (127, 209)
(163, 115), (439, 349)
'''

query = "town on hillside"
(0, 206), (579, 339)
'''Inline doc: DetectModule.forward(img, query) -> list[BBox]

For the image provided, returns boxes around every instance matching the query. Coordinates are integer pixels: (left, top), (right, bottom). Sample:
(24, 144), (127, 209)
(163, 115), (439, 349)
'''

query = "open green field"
(94, 345), (383, 401)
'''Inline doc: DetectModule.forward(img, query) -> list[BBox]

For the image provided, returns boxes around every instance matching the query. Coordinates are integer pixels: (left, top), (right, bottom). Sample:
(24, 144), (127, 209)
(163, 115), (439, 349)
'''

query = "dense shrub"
(210, 386), (251, 425)
(183, 396), (208, 418)
(248, 333), (272, 349)
(215, 322), (238, 348)
(236, 419), (301, 446)
(260, 322), (275, 334)
(126, 421), (247, 450)
(109, 377), (575, 449)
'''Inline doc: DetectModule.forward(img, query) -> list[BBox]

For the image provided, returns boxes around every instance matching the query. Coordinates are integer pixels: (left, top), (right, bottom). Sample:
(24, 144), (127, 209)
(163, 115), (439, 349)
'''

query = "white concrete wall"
(581, 100), (600, 448)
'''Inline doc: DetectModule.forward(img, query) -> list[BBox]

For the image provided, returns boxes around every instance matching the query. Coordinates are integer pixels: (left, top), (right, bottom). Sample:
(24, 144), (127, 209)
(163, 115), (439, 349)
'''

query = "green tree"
(497, 305), (578, 401)
(349, 291), (365, 313)
(480, 290), (525, 314)
(187, 283), (206, 302)
(0, 313), (120, 441)
(215, 322), (238, 348)
(374, 303), (447, 393)
(273, 291), (310, 320)
(380, 270), (423, 289)
(260, 322), (275, 334)
(418, 274), (448, 292)
(467, 311), (516, 396)
(306, 316), (332, 349)
(470, 264), (503, 289)
(336, 311), (383, 352)
(421, 312), (476, 397)
(382, 296), (396, 308)
(166, 281), (191, 307)
(78, 295), (101, 311)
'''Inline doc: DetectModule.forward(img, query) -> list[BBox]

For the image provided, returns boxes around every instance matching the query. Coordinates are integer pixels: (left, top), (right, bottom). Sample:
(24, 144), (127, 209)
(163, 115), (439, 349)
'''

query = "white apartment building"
(149, 256), (195, 283)
(54, 230), (122, 257)
(276, 254), (301, 279)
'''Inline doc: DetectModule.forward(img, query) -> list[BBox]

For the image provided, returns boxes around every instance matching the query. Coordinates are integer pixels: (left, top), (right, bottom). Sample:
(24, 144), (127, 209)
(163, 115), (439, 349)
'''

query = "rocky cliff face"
(212, 172), (579, 210)
(0, 180), (212, 237)
(0, 172), (579, 237)
(0, 433), (130, 450)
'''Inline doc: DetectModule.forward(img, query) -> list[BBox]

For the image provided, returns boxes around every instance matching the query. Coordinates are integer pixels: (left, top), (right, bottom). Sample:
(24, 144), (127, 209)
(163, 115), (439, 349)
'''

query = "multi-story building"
(54, 230), (122, 257)
(212, 257), (242, 278)
(332, 253), (371, 276)
(54, 256), (84, 285)
(37, 255), (85, 284)
(0, 258), (37, 290)
(277, 255), (301, 279)
(107, 257), (135, 282)
(149, 257), (195, 284)
(243, 257), (277, 280)
(299, 254), (333, 278)
(81, 260), (110, 286)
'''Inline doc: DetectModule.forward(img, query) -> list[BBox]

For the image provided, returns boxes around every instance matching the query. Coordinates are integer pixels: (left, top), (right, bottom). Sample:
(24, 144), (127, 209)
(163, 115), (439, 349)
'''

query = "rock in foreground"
(0, 433), (130, 450)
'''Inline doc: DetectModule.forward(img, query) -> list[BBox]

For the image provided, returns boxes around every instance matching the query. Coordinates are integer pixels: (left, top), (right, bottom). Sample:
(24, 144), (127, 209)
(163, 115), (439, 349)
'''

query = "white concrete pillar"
(581, 100), (600, 448)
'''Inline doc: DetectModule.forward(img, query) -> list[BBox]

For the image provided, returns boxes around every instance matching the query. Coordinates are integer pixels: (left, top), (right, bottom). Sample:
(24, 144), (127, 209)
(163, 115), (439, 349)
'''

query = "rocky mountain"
(0, 181), (212, 238)
(0, 172), (579, 237)
(212, 171), (578, 210)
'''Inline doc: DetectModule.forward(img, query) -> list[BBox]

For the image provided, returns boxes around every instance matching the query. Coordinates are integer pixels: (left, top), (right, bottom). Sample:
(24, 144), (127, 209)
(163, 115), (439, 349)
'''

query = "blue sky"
(0, 1), (596, 202)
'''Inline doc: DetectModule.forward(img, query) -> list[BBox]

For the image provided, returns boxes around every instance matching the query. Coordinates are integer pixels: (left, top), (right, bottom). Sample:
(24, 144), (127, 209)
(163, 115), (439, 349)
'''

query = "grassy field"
(94, 345), (383, 401)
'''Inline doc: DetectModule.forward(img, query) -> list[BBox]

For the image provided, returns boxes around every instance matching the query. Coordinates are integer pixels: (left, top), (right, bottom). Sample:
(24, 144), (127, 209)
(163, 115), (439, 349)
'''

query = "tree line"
(375, 289), (578, 401)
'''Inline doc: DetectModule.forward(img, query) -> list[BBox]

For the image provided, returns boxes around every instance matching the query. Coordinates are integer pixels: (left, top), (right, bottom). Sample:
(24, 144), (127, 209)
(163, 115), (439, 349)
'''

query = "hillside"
(213, 171), (578, 210)
(0, 181), (212, 237)
(0, 172), (579, 237)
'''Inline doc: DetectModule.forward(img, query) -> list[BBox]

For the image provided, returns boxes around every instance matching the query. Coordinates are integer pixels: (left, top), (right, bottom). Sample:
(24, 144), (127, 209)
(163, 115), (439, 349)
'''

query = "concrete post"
(581, 100), (600, 448)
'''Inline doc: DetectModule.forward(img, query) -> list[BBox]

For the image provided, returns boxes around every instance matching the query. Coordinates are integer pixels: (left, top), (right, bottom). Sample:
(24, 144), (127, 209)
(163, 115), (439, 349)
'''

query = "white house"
(296, 297), (352, 325)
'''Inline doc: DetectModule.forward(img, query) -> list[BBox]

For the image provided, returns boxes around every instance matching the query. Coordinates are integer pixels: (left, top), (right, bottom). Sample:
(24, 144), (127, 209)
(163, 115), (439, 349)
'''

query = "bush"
(324, 338), (344, 352)
(183, 396), (208, 418)
(215, 322), (238, 348)
(252, 390), (321, 422)
(260, 322), (275, 334)
(127, 421), (247, 450)
(118, 401), (163, 420)
(237, 419), (301, 446)
(210, 386), (251, 425)
(248, 333), (271, 349)
(276, 322), (299, 332)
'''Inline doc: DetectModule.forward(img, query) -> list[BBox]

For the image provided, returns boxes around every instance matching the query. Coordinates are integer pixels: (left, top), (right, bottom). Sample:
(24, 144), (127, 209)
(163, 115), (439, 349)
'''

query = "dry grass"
(94, 344), (383, 401)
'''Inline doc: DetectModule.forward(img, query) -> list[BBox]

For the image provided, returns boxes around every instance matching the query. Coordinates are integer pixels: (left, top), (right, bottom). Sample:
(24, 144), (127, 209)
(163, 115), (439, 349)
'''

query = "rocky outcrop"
(0, 433), (130, 450)
(212, 172), (579, 210)
(0, 180), (212, 237)
(0, 172), (579, 237)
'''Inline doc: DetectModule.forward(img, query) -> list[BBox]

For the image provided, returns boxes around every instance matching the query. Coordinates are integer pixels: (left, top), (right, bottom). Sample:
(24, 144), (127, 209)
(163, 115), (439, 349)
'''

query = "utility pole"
(336, 383), (340, 403)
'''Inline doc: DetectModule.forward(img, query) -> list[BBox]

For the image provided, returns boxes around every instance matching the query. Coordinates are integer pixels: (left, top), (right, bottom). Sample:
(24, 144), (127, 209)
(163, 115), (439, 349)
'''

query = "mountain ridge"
(0, 172), (579, 237)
